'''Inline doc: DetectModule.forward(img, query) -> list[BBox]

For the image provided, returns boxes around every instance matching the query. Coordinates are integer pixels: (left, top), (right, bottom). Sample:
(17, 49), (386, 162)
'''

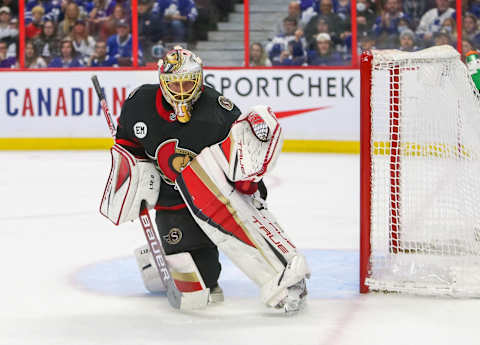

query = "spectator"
(267, 16), (307, 65)
(138, 0), (163, 61)
(25, 0), (61, 24)
(301, 0), (319, 27)
(433, 29), (451, 46)
(468, 0), (480, 18)
(5, 16), (16, 57)
(86, 0), (110, 38)
(48, 39), (83, 67)
(105, 0), (130, 17)
(162, 0), (198, 42)
(88, 40), (119, 66)
(192, 0), (218, 41)
(416, 0), (455, 44)
(462, 39), (475, 62)
(399, 29), (418, 51)
(0, 0), (18, 17)
(356, 0), (376, 36)
(0, 6), (17, 45)
(440, 17), (456, 44)
(33, 20), (60, 64)
(358, 32), (376, 55)
(335, 0), (350, 22)
(71, 19), (96, 64)
(372, 0), (408, 49)
(0, 40), (16, 68)
(99, 3), (126, 41)
(463, 13), (480, 47)
(249, 42), (272, 67)
(107, 19), (144, 66)
(397, 17), (411, 34)
(305, 15), (342, 50)
(274, 39), (306, 66)
(57, 2), (81, 39)
(25, 5), (44, 40)
(402, 0), (428, 29)
(212, 0), (235, 22)
(303, 0), (348, 47)
(78, 0), (96, 14)
(272, 1), (304, 38)
(307, 32), (344, 66)
(300, 0), (314, 11)
(25, 40), (47, 68)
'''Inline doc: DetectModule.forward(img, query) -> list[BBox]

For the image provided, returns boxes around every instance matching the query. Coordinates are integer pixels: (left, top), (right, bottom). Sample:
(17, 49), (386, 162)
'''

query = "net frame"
(360, 46), (480, 296)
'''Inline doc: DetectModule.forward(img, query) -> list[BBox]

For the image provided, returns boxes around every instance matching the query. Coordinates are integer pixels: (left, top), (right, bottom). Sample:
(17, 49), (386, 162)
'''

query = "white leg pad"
(134, 245), (167, 293)
(176, 147), (311, 308)
(135, 245), (211, 308)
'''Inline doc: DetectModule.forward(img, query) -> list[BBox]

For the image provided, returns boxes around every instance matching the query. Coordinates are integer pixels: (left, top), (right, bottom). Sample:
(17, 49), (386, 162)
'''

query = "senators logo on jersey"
(153, 139), (197, 185)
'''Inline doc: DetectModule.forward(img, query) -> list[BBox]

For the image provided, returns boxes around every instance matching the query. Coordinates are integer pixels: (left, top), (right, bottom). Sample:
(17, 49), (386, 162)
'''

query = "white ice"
(0, 151), (478, 345)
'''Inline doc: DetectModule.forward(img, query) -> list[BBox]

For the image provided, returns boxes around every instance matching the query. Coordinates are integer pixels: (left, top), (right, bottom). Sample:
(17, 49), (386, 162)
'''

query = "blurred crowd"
(1, 0), (478, 68)
(250, 0), (479, 67)
(0, 0), (237, 68)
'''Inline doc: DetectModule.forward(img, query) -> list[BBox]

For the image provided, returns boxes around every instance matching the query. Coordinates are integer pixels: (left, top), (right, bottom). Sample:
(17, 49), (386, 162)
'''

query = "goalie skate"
(208, 284), (224, 303)
(276, 279), (307, 315)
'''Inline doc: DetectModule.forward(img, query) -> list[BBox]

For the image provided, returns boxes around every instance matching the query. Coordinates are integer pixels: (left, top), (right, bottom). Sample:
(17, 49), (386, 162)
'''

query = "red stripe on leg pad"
(181, 165), (257, 248)
(220, 137), (231, 163)
(115, 154), (131, 192)
(174, 280), (204, 293)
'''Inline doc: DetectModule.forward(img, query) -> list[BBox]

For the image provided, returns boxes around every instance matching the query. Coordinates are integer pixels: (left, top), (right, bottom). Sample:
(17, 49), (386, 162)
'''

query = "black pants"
(155, 208), (221, 288)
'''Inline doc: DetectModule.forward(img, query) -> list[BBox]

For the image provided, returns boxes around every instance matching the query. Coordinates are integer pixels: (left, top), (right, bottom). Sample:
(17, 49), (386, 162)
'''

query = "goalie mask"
(158, 47), (203, 123)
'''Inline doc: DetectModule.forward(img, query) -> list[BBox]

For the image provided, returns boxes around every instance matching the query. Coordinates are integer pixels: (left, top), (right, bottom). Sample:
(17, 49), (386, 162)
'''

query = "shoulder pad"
(127, 86), (141, 100)
(127, 84), (158, 101)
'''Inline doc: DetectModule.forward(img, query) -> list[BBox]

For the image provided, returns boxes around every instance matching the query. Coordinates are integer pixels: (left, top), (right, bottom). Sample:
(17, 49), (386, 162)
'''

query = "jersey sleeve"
(114, 91), (147, 158)
(214, 95), (242, 143)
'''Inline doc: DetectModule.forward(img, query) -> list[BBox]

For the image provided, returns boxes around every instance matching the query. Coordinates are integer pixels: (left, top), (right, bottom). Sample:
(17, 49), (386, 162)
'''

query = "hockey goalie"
(99, 46), (310, 314)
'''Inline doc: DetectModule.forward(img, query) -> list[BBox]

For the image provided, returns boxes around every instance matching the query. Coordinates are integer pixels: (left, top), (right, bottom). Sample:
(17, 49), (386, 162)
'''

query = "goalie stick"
(91, 75), (187, 309)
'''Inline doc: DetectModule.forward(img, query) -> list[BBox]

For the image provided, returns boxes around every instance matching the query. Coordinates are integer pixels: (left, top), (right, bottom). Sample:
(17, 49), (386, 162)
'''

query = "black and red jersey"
(115, 84), (241, 209)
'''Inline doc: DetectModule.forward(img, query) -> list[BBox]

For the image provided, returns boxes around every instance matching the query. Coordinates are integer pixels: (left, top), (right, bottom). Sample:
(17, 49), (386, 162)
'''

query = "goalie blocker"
(176, 105), (310, 312)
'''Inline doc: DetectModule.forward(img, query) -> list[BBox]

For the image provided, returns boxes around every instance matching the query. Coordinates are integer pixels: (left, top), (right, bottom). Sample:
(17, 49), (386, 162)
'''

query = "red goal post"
(360, 46), (480, 296)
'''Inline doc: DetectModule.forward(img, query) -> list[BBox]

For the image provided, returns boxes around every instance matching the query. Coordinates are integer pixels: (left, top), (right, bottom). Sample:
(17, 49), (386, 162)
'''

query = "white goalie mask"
(158, 47), (203, 123)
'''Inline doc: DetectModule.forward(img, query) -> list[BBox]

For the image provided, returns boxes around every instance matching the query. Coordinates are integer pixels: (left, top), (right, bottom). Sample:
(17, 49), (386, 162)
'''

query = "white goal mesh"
(363, 45), (480, 296)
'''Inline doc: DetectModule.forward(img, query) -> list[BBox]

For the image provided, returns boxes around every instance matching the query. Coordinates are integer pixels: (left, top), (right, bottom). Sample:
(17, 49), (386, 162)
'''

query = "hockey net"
(360, 45), (480, 296)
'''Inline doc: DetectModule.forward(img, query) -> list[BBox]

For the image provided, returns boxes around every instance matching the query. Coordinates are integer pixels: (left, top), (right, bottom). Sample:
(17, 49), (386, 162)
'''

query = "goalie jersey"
(115, 84), (241, 209)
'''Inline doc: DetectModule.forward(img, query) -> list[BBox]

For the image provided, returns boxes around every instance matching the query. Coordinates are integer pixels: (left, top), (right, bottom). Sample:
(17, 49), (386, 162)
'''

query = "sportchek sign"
(0, 69), (359, 141)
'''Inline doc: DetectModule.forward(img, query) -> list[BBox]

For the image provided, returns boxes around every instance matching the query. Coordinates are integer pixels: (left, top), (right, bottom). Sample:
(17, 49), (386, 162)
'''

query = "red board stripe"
(181, 165), (256, 248)
(275, 106), (331, 119)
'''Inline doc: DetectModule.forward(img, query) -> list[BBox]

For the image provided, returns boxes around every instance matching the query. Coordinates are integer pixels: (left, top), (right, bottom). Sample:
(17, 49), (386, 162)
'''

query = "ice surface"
(0, 152), (478, 345)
